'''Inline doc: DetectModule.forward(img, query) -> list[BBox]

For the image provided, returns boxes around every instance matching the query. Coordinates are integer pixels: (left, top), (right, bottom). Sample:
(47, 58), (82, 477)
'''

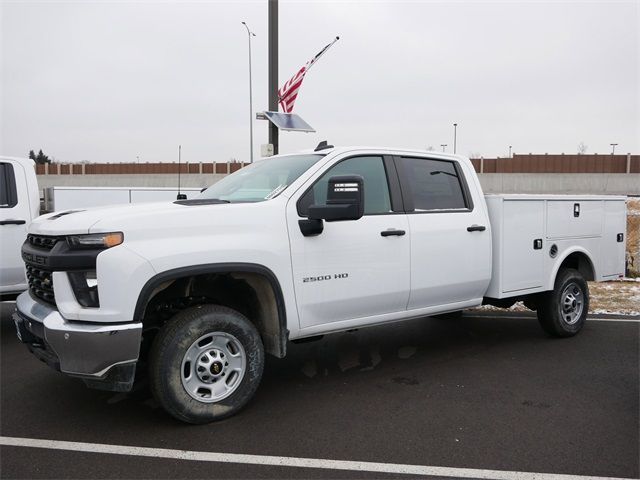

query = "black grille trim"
(27, 234), (61, 251)
(25, 265), (56, 305)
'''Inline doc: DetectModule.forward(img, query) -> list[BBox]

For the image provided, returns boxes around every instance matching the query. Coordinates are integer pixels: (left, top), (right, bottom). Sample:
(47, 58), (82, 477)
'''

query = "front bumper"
(13, 291), (142, 392)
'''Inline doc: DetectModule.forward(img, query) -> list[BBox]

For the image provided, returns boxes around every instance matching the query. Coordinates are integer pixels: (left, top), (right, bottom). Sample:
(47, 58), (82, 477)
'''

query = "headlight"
(67, 232), (123, 249)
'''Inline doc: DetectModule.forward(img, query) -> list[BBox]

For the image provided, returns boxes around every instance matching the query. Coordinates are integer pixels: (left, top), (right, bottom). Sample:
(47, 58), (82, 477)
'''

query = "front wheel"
(537, 268), (589, 337)
(149, 304), (264, 424)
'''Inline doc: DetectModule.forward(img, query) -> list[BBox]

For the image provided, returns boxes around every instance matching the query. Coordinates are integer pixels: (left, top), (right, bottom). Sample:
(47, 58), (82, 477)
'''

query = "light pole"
(242, 21), (256, 163)
(509, 145), (512, 158)
(440, 144), (447, 152)
(453, 123), (458, 154)
(610, 143), (618, 155)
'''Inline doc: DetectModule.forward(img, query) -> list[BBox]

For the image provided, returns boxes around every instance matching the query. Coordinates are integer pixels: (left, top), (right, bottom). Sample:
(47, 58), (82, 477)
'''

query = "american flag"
(278, 37), (340, 113)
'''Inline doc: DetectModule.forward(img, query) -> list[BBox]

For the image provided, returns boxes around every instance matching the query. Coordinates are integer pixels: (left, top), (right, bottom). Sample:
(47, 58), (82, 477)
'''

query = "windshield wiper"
(174, 198), (231, 206)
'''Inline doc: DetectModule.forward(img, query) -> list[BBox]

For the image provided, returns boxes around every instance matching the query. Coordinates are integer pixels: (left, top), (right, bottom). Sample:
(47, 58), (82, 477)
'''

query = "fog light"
(68, 271), (100, 307)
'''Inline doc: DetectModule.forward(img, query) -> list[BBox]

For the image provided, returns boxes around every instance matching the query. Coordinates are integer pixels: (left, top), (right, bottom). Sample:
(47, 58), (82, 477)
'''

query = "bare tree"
(468, 152), (482, 159)
(426, 146), (435, 151)
(577, 142), (588, 154)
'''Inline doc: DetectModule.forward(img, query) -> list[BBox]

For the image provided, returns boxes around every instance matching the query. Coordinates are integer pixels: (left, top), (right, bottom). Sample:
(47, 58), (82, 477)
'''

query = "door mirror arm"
(298, 218), (324, 237)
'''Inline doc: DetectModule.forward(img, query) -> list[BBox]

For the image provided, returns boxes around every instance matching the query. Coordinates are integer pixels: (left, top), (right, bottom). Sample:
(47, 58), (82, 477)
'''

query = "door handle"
(0, 219), (26, 225)
(381, 229), (406, 237)
(467, 224), (486, 232)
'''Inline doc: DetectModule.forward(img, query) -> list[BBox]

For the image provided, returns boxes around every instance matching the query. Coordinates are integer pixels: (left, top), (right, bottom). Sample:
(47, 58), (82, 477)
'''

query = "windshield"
(200, 154), (325, 203)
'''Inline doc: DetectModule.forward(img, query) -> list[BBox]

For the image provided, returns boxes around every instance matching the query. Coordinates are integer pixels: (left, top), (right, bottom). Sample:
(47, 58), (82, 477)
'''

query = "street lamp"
(453, 123), (458, 154)
(610, 143), (618, 155)
(242, 21), (256, 163)
(440, 144), (447, 152)
(509, 145), (512, 158)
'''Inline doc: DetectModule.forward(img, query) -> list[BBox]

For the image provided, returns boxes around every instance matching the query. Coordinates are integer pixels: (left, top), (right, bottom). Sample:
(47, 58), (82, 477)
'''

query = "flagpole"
(277, 36), (340, 108)
(268, 0), (279, 155)
(305, 36), (340, 74)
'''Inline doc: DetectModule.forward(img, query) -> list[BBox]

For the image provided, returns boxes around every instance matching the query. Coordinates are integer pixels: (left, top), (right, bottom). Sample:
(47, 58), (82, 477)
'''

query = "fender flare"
(548, 247), (597, 290)
(133, 262), (288, 355)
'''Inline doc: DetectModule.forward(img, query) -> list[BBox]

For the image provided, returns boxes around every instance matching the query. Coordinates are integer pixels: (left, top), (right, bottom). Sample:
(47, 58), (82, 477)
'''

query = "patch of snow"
(591, 309), (640, 316)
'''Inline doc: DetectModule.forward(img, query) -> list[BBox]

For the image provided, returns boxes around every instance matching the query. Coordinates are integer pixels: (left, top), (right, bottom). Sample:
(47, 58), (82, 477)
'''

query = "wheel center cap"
(210, 361), (223, 376)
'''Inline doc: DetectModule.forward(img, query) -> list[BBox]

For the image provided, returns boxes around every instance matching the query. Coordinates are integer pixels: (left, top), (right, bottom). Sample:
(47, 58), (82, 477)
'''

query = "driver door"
(286, 155), (410, 331)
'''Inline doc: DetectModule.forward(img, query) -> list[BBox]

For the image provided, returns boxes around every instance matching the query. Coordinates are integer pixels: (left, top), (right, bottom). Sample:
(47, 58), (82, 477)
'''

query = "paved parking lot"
(1, 302), (638, 479)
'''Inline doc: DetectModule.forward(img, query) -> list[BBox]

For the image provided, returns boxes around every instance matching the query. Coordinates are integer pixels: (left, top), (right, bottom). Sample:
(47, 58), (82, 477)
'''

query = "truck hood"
(28, 200), (269, 236)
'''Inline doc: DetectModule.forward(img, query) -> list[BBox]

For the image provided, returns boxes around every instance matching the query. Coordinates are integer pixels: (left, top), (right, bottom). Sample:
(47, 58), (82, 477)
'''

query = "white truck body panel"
(484, 194), (626, 299)
(0, 156), (40, 295)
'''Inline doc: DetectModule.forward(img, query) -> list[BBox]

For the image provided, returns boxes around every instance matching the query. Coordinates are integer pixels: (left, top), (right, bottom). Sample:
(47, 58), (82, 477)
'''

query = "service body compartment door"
(601, 200), (626, 277)
(547, 200), (603, 238)
(502, 200), (545, 293)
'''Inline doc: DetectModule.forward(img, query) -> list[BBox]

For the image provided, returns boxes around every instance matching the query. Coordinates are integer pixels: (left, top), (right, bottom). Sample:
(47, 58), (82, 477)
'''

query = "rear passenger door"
(395, 156), (491, 310)
(287, 155), (410, 330)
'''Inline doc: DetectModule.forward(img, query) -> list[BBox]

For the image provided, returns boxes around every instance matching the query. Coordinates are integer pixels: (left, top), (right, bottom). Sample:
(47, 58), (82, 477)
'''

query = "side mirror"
(308, 175), (364, 222)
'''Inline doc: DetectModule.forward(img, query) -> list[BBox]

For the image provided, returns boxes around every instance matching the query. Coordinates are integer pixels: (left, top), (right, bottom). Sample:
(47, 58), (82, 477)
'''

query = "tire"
(149, 304), (264, 424)
(537, 268), (589, 337)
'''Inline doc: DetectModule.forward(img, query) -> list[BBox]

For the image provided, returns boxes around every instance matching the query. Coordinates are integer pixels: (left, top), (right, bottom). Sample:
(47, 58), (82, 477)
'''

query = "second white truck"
(13, 145), (626, 423)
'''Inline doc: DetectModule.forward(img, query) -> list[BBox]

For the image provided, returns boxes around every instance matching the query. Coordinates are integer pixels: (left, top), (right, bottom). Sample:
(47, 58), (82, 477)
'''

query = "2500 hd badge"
(303, 273), (349, 283)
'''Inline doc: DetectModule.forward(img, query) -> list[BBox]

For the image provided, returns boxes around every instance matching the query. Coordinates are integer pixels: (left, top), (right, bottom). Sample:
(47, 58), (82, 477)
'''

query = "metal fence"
(470, 154), (638, 174)
(35, 154), (639, 175)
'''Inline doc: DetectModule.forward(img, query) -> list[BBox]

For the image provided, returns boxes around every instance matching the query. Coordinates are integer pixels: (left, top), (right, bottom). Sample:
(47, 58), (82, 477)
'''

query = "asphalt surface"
(1, 302), (638, 479)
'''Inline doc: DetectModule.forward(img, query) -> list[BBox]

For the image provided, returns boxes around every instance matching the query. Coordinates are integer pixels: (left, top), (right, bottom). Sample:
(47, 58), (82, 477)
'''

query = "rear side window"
(0, 162), (18, 208)
(399, 157), (469, 211)
(298, 156), (392, 216)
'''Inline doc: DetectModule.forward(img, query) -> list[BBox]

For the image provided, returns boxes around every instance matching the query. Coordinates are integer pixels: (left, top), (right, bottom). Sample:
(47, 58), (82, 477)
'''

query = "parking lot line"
(462, 314), (640, 323)
(0, 436), (632, 480)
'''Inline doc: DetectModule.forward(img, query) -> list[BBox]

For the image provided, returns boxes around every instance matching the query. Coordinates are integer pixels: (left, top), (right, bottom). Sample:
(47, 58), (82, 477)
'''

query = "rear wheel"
(149, 304), (264, 424)
(537, 268), (589, 337)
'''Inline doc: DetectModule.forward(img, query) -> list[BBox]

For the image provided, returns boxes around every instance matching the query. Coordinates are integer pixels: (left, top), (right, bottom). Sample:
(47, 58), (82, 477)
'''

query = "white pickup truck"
(13, 145), (627, 423)
(1, 156), (40, 300)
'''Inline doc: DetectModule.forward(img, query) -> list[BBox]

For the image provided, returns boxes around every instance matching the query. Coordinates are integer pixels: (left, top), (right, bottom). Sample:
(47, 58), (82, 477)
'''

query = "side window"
(399, 157), (469, 211)
(0, 162), (18, 208)
(298, 156), (392, 216)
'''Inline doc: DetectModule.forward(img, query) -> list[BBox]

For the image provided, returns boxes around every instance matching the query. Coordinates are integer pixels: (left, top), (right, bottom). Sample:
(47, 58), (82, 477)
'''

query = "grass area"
(589, 280), (640, 315)
(627, 197), (639, 277)
(475, 281), (640, 316)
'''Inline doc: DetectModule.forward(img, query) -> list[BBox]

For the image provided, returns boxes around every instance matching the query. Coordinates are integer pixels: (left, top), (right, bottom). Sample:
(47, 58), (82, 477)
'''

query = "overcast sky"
(1, 0), (638, 163)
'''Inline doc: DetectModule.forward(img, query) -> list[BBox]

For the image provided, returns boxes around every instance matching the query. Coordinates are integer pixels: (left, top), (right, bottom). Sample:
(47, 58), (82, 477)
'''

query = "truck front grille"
(25, 265), (56, 305)
(27, 234), (61, 251)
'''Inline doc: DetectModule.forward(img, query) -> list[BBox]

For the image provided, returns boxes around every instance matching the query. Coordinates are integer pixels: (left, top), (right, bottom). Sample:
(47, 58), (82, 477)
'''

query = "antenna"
(177, 145), (186, 200)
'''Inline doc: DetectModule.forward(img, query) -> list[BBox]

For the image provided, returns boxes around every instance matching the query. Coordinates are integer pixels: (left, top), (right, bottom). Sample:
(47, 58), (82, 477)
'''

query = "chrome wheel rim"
(559, 282), (584, 325)
(181, 332), (246, 403)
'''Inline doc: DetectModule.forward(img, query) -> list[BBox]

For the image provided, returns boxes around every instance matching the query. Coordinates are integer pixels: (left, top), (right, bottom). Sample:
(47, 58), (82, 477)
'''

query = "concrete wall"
(37, 172), (640, 197)
(477, 173), (640, 195)
(37, 173), (227, 197)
